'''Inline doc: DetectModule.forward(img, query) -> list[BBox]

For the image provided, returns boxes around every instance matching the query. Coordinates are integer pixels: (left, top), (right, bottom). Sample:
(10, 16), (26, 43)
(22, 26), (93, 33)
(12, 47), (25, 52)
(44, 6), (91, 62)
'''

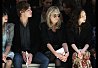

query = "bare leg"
(2, 63), (5, 68)
(5, 60), (12, 68)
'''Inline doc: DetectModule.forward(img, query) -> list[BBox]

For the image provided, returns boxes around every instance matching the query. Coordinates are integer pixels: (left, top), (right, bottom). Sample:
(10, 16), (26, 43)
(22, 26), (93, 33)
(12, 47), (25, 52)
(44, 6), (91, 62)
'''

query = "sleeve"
(60, 23), (67, 43)
(66, 23), (75, 45)
(85, 23), (93, 50)
(7, 23), (14, 46)
(40, 23), (50, 45)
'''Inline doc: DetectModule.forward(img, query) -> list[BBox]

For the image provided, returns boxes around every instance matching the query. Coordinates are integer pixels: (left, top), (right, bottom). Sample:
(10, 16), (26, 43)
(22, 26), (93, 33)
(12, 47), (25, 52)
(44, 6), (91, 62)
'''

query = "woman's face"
(21, 6), (32, 18)
(79, 10), (86, 23)
(2, 14), (8, 25)
(50, 10), (60, 25)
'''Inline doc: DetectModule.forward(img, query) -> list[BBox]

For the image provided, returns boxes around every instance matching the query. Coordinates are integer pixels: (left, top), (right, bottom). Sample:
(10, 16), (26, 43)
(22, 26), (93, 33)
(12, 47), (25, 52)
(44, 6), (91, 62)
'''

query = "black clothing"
(12, 18), (41, 55)
(66, 21), (93, 68)
(66, 22), (93, 51)
(20, 23), (30, 51)
(40, 22), (67, 53)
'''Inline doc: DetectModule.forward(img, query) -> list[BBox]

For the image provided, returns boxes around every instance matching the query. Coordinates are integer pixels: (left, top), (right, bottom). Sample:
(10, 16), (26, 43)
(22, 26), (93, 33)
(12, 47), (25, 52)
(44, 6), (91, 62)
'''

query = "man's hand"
(22, 51), (27, 62)
(27, 53), (33, 65)
(22, 51), (33, 65)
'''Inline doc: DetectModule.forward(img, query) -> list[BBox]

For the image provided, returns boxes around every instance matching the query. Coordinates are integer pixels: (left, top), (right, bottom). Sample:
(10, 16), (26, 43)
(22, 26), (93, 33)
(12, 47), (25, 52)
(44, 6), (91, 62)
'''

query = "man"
(12, 1), (49, 68)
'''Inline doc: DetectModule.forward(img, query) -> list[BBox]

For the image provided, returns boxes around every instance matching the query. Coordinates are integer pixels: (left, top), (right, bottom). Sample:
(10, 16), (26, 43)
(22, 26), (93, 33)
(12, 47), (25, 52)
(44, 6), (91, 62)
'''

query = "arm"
(71, 44), (83, 59)
(62, 43), (69, 53)
(4, 45), (11, 55)
(4, 23), (14, 55)
(62, 43), (69, 62)
(71, 44), (80, 53)
(80, 44), (89, 54)
(81, 23), (93, 54)
(47, 43), (63, 60)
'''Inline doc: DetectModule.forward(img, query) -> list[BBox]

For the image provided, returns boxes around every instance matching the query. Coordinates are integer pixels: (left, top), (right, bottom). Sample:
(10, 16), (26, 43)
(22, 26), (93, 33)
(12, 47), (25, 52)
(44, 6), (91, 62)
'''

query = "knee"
(6, 60), (12, 66)
(14, 54), (22, 61)
(43, 57), (49, 64)
(45, 58), (49, 64)
(13, 53), (23, 64)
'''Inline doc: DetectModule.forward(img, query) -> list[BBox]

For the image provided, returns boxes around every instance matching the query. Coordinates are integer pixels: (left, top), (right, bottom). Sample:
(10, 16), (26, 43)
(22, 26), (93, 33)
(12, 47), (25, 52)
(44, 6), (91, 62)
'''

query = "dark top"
(12, 18), (41, 55)
(66, 22), (93, 51)
(20, 23), (30, 51)
(40, 22), (67, 52)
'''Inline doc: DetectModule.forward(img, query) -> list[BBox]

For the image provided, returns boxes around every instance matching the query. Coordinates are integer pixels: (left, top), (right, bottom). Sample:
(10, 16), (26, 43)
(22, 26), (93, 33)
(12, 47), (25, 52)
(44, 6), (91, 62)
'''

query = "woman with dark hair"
(66, 8), (93, 68)
(2, 8), (14, 68)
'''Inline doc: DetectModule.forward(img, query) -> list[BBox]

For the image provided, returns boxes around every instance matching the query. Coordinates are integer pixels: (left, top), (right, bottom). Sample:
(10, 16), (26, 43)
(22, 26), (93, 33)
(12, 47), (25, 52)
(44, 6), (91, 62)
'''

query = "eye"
(53, 14), (60, 18)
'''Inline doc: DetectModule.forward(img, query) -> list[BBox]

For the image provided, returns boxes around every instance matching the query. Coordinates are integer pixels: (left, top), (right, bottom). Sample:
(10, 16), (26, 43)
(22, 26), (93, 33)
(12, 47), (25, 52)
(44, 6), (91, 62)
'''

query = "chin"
(28, 15), (32, 17)
(83, 21), (85, 23)
(4, 21), (8, 22)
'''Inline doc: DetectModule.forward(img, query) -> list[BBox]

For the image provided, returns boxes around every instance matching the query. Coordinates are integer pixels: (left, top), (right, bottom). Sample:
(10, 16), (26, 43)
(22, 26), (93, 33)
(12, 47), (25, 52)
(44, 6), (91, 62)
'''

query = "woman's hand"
(80, 49), (86, 54)
(61, 52), (69, 62)
(77, 50), (83, 59)
(2, 53), (7, 63)
(55, 53), (63, 60)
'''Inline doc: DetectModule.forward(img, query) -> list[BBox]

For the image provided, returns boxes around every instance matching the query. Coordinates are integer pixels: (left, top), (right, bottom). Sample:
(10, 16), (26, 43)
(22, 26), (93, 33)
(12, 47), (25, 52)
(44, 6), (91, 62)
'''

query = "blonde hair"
(46, 6), (61, 29)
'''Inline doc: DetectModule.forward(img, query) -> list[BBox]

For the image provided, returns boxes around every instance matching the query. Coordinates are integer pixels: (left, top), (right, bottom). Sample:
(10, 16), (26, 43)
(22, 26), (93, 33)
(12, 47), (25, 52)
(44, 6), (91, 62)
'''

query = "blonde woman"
(40, 6), (69, 68)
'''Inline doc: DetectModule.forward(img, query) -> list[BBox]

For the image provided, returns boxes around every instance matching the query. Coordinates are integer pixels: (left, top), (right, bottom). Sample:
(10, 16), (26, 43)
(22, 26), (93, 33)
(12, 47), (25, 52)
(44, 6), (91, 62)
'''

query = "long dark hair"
(2, 7), (8, 16)
(67, 8), (87, 34)
(70, 8), (87, 26)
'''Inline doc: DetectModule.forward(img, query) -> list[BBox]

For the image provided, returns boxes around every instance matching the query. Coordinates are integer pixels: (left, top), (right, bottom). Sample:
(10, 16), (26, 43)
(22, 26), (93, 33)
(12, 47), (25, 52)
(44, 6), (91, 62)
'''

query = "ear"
(20, 10), (25, 14)
(20, 11), (23, 14)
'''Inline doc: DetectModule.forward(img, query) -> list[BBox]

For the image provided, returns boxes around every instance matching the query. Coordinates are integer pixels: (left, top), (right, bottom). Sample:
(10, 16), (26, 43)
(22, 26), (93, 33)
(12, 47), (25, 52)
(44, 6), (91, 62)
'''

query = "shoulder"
(7, 23), (15, 30)
(83, 22), (92, 28)
(7, 23), (14, 27)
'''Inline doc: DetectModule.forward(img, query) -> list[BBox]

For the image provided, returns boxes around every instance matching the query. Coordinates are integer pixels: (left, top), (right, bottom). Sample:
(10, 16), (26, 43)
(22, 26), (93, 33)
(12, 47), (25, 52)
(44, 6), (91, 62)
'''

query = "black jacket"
(12, 18), (41, 55)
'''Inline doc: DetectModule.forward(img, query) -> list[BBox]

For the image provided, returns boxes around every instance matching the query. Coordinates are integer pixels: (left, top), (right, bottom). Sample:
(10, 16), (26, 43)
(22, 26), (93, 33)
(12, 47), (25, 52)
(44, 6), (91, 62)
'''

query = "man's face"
(21, 6), (32, 18)
(43, 0), (52, 8)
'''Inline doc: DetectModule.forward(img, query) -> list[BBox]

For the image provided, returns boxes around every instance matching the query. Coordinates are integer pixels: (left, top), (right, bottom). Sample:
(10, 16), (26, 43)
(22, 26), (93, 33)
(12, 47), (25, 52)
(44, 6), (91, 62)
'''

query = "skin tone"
(20, 6), (32, 27)
(20, 6), (33, 65)
(78, 10), (86, 25)
(50, 10), (60, 32)
(47, 10), (69, 62)
(2, 14), (12, 68)
(71, 10), (89, 59)
(43, 0), (52, 9)
(41, 0), (53, 22)
(62, 3), (71, 15)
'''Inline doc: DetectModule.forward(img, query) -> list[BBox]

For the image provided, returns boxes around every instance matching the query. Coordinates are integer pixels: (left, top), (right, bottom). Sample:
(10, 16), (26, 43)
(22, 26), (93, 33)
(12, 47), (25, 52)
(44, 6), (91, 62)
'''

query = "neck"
(20, 16), (28, 26)
(78, 19), (82, 26)
(51, 24), (57, 32)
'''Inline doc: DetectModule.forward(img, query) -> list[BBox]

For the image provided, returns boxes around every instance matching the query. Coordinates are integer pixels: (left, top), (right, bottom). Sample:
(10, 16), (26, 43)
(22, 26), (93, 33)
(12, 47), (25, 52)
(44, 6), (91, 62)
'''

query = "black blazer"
(40, 22), (67, 52)
(66, 22), (93, 50)
(12, 18), (41, 55)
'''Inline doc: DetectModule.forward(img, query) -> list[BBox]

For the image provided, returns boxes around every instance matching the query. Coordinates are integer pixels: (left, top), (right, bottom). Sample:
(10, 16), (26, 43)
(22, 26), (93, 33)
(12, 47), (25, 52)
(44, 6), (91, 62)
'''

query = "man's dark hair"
(16, 1), (30, 16)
